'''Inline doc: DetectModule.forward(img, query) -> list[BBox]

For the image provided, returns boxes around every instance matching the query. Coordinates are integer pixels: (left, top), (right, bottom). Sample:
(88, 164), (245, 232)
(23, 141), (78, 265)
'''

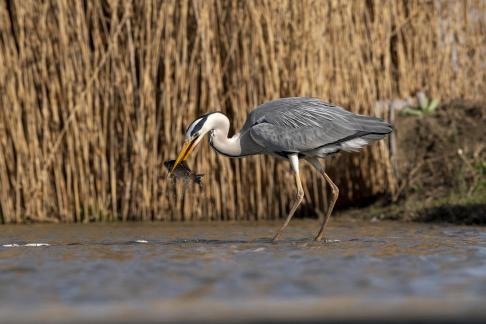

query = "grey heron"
(171, 97), (392, 241)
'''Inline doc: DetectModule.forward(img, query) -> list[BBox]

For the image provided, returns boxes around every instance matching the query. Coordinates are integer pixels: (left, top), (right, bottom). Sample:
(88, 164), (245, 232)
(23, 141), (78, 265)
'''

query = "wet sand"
(0, 220), (485, 323)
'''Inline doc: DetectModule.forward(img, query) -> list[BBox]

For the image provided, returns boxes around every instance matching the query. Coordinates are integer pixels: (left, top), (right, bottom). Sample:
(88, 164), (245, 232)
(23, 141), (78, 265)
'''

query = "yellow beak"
(171, 137), (198, 174)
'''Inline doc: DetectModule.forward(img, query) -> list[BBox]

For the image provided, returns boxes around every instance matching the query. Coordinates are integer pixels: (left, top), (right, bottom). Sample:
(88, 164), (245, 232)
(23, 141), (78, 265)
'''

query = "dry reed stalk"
(0, 0), (484, 223)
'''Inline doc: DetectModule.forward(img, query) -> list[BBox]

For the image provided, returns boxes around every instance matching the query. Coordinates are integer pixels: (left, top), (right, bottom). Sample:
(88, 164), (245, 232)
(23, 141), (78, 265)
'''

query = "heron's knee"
(296, 190), (304, 201)
(331, 186), (339, 198)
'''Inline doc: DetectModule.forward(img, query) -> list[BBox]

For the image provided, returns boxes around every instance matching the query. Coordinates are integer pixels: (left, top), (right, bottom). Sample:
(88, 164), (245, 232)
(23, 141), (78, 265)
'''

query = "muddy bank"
(356, 100), (486, 225)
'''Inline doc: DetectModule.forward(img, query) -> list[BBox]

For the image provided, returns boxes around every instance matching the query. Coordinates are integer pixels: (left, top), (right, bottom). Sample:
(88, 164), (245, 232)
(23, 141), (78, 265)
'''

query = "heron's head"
(170, 112), (225, 173)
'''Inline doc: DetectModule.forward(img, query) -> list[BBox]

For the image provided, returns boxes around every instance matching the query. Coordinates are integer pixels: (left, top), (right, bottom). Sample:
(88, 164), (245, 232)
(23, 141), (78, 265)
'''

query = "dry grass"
(0, 0), (484, 223)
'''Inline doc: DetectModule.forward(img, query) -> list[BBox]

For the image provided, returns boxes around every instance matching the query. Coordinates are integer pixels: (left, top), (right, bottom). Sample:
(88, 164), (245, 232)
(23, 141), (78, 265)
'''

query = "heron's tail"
(353, 114), (392, 132)
(337, 115), (392, 153)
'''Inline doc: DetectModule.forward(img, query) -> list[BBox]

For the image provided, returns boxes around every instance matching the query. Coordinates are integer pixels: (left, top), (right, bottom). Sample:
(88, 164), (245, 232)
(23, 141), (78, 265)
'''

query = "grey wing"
(242, 97), (391, 153)
(242, 97), (345, 129)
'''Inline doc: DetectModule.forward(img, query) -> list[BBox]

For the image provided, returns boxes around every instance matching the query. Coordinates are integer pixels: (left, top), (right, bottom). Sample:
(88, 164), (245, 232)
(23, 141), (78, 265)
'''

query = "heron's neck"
(209, 115), (242, 157)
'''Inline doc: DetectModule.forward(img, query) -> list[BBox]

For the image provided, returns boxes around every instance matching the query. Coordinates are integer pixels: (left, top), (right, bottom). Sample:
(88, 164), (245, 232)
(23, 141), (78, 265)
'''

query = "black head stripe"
(190, 116), (208, 136)
(186, 112), (225, 136)
(186, 112), (218, 136)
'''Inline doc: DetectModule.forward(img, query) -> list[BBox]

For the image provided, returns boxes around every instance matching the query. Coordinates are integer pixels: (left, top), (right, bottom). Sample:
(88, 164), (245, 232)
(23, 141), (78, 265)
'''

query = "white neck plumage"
(207, 113), (243, 157)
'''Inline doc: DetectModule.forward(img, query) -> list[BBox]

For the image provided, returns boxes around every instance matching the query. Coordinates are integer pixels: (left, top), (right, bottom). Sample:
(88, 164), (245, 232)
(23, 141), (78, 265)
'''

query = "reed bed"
(0, 0), (484, 223)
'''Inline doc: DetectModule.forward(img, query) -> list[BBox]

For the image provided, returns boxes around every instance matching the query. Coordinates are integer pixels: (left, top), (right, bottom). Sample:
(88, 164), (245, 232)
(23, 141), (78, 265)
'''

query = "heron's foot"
(314, 230), (328, 241)
(272, 233), (281, 242)
(314, 235), (324, 242)
(314, 236), (340, 243)
(314, 230), (326, 241)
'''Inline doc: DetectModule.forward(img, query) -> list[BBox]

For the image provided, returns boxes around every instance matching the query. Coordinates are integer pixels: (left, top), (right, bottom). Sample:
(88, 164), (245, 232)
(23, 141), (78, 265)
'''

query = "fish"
(163, 159), (204, 188)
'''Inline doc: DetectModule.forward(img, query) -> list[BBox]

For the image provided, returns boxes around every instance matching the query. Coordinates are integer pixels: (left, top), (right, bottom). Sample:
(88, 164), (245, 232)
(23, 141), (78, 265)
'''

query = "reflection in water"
(0, 220), (485, 322)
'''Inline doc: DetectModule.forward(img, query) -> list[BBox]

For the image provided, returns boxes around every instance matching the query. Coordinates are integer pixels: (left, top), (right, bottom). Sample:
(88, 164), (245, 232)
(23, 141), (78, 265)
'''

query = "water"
(0, 220), (485, 323)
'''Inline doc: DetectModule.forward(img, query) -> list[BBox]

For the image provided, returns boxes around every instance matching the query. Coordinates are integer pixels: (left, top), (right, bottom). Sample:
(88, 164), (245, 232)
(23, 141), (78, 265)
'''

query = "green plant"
(400, 92), (440, 117)
(473, 160), (486, 193)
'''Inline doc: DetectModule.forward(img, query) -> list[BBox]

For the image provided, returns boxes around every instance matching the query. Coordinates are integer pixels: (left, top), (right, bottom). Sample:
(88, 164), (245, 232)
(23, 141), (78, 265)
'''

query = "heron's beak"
(171, 136), (199, 173)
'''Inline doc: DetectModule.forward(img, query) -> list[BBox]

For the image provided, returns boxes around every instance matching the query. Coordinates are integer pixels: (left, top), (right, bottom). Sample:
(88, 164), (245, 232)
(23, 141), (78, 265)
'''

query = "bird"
(170, 97), (392, 241)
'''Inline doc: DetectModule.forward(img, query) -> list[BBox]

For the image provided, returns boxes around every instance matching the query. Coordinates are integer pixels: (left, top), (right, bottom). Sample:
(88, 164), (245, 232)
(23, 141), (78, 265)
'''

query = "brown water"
(0, 220), (485, 323)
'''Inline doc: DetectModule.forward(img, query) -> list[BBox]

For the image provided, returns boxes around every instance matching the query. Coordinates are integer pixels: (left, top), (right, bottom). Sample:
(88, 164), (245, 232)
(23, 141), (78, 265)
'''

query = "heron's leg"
(272, 154), (304, 242)
(307, 158), (339, 241)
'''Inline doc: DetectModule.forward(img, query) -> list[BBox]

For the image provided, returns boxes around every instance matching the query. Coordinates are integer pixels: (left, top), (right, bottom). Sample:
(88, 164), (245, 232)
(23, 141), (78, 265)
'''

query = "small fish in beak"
(164, 159), (204, 188)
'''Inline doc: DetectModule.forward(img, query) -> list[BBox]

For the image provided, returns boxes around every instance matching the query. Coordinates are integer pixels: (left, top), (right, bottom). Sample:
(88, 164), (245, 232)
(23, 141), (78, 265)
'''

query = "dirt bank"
(396, 100), (485, 200)
(348, 100), (486, 225)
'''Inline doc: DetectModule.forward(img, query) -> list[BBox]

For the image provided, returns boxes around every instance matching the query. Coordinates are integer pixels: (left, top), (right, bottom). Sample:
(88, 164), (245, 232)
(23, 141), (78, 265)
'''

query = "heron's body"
(207, 97), (391, 159)
(172, 97), (392, 241)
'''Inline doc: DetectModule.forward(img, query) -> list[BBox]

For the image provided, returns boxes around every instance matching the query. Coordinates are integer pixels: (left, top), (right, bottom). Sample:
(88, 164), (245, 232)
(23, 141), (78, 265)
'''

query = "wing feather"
(242, 97), (391, 153)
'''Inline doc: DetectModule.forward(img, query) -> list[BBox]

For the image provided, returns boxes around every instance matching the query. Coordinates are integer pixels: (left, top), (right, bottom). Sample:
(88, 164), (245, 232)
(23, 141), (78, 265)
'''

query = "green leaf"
(426, 99), (440, 113)
(417, 92), (429, 110)
(400, 107), (423, 117)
